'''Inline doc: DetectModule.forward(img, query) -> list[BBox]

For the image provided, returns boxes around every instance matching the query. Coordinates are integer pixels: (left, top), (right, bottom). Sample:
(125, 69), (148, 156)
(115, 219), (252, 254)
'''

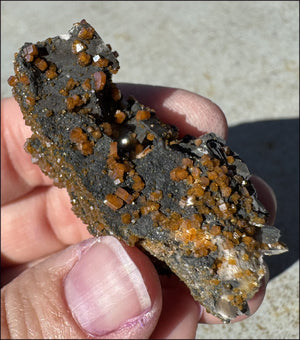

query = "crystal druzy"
(8, 19), (288, 322)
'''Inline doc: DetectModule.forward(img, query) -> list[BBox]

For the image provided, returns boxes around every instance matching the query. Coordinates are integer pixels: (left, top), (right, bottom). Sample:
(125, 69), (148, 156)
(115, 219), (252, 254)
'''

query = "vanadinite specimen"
(9, 19), (288, 323)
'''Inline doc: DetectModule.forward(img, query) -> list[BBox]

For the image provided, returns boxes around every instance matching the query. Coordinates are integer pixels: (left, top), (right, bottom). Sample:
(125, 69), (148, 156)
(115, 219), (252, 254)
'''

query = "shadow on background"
(227, 118), (299, 280)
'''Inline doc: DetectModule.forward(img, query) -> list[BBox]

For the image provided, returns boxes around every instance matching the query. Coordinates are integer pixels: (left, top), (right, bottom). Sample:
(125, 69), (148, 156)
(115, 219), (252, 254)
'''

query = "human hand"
(1, 85), (273, 338)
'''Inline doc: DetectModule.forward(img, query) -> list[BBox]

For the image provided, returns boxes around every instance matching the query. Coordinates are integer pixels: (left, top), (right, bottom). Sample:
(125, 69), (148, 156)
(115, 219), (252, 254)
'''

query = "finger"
(1, 87), (228, 264)
(151, 275), (199, 339)
(1, 186), (90, 266)
(118, 83), (228, 139)
(1, 236), (162, 339)
(1, 98), (52, 206)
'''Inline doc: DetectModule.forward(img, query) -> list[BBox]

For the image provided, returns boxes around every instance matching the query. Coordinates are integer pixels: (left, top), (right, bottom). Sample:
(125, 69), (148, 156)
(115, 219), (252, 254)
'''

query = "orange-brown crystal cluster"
(168, 147), (266, 256)
(8, 19), (287, 323)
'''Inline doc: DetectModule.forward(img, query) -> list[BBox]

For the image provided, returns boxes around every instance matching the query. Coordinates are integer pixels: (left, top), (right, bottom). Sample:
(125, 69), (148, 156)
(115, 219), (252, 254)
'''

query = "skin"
(1, 85), (274, 339)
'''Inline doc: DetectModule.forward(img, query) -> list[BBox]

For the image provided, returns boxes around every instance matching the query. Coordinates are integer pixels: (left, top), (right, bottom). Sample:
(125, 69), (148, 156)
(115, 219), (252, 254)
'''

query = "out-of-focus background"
(1, 1), (299, 338)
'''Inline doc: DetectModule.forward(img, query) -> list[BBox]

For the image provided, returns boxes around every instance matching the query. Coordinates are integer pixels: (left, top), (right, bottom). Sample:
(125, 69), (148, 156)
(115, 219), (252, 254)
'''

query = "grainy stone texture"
(10, 19), (287, 322)
(1, 1), (298, 338)
(197, 261), (299, 339)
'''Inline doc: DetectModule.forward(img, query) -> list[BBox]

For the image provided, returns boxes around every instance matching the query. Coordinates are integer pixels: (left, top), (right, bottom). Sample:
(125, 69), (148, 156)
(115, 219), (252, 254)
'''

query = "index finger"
(118, 83), (228, 139)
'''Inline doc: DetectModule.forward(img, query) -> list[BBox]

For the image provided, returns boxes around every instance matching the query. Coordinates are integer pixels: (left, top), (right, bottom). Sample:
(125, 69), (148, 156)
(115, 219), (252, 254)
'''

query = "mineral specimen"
(9, 19), (288, 323)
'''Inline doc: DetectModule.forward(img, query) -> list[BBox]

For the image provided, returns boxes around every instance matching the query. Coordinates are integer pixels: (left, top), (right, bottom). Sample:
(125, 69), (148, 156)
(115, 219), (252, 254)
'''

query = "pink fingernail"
(64, 237), (151, 336)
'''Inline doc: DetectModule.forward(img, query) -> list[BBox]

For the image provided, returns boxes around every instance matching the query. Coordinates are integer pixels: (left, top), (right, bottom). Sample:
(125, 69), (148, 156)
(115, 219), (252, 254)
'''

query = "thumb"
(1, 236), (162, 339)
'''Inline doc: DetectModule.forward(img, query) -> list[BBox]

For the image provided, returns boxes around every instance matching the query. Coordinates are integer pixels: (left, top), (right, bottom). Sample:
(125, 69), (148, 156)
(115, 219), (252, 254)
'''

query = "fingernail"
(198, 303), (205, 321)
(64, 237), (151, 336)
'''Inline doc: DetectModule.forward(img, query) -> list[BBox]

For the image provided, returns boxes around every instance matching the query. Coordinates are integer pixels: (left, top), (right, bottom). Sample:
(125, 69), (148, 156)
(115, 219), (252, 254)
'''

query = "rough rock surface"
(8, 19), (287, 322)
